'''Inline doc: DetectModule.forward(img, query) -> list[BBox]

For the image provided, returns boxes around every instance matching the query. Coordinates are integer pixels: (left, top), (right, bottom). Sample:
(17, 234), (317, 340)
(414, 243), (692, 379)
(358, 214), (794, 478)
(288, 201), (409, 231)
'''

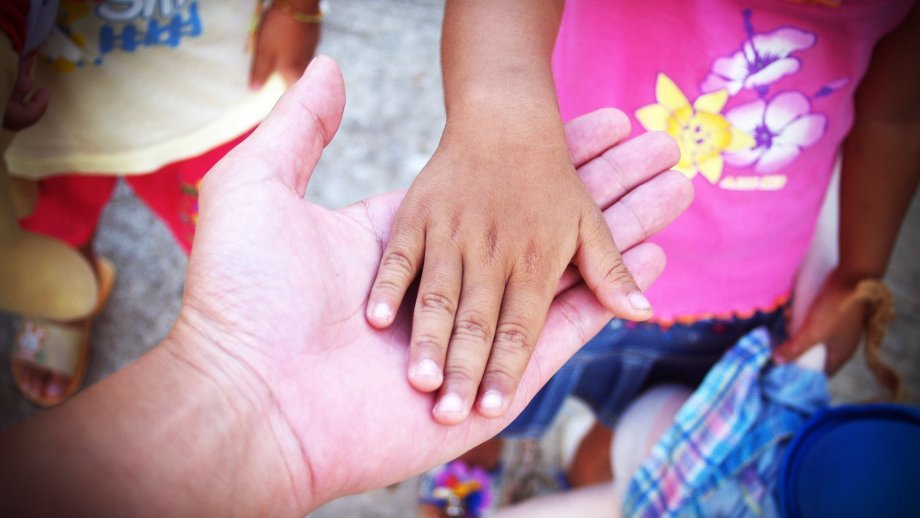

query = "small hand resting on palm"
(0, 57), (690, 517)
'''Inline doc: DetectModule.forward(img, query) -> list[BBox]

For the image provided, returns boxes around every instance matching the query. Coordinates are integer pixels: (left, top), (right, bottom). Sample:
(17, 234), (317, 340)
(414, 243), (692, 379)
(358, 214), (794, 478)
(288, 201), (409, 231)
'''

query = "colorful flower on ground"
(724, 91), (826, 173)
(637, 74), (755, 184)
(701, 10), (817, 95)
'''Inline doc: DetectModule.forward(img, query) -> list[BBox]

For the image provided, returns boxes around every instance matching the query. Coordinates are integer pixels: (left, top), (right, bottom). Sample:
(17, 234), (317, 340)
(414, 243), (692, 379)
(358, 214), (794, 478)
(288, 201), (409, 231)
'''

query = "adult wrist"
(161, 313), (315, 515)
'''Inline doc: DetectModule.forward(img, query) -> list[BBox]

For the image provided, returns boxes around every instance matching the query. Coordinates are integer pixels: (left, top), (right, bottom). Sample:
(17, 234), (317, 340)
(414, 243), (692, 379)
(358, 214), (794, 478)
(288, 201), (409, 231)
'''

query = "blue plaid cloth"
(623, 327), (829, 517)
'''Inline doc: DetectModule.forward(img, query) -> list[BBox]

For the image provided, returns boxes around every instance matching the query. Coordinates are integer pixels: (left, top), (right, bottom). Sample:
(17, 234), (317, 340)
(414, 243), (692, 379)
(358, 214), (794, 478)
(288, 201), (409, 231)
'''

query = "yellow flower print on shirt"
(636, 74), (755, 184)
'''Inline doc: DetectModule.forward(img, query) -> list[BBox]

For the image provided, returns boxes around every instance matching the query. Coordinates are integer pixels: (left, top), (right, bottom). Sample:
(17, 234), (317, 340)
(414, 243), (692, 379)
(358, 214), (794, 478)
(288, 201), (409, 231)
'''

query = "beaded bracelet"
(276, 0), (324, 24)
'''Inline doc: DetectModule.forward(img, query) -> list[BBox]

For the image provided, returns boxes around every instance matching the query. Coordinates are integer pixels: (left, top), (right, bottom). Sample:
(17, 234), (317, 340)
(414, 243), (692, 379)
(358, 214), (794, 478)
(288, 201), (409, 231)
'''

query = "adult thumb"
(239, 55), (346, 196)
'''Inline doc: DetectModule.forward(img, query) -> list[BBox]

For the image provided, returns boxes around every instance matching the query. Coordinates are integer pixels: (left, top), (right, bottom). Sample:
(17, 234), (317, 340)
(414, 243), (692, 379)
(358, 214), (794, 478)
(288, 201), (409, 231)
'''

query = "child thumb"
(576, 210), (654, 322)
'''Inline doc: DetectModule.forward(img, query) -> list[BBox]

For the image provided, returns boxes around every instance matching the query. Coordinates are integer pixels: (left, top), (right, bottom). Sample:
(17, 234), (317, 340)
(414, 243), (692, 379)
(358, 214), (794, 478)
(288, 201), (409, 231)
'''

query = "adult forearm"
(0, 326), (308, 517)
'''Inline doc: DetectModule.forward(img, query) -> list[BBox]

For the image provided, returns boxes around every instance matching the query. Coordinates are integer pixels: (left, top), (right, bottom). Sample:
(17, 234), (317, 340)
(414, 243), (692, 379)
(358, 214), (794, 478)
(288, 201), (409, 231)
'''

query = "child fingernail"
(411, 359), (442, 382)
(480, 390), (503, 412)
(369, 302), (393, 323)
(628, 292), (652, 312)
(435, 393), (464, 415)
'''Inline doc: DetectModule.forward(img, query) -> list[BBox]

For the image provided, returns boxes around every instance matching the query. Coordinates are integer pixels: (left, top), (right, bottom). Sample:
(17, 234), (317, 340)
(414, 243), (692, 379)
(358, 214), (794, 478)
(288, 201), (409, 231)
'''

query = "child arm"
(249, 0), (321, 90)
(776, 3), (920, 373)
(3, 54), (48, 130)
(367, 0), (653, 424)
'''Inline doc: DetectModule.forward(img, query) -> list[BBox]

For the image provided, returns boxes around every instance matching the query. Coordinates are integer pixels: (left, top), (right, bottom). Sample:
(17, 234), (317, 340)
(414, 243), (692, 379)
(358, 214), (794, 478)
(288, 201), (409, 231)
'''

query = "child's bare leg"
(612, 385), (692, 499)
(458, 436), (504, 471)
(567, 421), (614, 487)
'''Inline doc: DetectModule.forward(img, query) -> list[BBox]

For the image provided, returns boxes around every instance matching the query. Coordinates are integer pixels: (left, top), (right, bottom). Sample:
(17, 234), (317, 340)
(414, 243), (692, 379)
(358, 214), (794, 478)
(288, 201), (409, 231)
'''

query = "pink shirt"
(553, 0), (912, 322)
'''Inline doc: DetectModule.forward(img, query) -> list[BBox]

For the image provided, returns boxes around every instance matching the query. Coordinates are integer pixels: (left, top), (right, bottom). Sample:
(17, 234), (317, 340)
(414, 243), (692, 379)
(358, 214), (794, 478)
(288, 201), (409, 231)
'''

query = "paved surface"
(1, 1), (918, 516)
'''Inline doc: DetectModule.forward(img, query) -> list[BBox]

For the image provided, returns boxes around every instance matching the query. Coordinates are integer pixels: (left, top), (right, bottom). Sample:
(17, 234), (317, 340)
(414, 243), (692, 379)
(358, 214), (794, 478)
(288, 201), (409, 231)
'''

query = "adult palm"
(177, 57), (690, 512)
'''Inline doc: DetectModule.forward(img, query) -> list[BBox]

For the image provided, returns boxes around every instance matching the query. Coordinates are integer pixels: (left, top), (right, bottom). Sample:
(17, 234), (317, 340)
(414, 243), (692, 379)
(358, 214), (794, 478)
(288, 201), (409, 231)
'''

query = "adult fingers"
(564, 108), (631, 168)
(578, 131), (680, 210)
(604, 171), (694, 251)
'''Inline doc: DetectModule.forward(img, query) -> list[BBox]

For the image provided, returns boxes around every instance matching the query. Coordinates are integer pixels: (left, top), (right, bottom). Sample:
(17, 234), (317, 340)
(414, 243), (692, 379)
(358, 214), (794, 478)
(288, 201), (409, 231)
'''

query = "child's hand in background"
(367, 111), (684, 425)
(4, 55), (48, 131)
(776, 269), (871, 374)
(250, 0), (321, 90)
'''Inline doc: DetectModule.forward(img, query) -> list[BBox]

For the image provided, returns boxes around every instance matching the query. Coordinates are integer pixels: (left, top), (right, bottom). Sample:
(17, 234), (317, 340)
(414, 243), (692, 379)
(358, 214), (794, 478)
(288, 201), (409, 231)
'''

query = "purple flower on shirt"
(701, 10), (817, 95)
(724, 91), (826, 173)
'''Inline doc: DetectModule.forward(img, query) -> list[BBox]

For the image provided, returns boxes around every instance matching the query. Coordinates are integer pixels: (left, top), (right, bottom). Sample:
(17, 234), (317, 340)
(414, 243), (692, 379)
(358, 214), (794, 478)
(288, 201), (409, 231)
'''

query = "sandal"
(10, 255), (116, 407)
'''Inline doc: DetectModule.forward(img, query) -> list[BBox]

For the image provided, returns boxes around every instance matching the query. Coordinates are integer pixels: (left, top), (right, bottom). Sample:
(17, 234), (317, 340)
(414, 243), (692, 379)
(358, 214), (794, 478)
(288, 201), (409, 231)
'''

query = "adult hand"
(0, 57), (690, 516)
(180, 56), (689, 509)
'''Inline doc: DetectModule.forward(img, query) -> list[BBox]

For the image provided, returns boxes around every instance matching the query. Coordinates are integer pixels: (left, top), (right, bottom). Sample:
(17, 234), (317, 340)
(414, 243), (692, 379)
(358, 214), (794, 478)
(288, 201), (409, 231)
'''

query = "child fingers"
(278, 53), (314, 86)
(432, 264), (504, 425)
(575, 208), (651, 321)
(407, 244), (461, 392)
(476, 272), (555, 418)
(250, 46), (275, 91)
(578, 131), (681, 211)
(4, 87), (49, 130)
(367, 216), (426, 328)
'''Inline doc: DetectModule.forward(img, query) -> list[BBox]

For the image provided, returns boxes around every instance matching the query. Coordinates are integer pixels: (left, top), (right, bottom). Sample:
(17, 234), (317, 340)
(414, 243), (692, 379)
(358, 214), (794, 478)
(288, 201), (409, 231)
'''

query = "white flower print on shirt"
(701, 12), (817, 95)
(724, 91), (827, 173)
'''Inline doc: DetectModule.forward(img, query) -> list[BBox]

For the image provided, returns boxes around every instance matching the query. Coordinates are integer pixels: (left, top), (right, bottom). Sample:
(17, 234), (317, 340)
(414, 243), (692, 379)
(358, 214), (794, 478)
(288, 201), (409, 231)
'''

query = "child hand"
(3, 55), (49, 130)
(774, 269), (867, 374)
(249, 0), (321, 90)
(367, 120), (675, 425)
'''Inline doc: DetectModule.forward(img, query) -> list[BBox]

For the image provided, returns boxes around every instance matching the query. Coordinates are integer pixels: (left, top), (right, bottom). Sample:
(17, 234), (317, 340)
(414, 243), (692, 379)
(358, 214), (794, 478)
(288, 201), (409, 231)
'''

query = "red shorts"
(19, 129), (253, 254)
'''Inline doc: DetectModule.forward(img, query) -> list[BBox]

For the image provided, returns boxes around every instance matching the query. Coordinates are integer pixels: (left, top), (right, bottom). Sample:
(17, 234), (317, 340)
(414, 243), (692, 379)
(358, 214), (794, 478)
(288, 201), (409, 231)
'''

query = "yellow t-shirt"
(5, 0), (285, 178)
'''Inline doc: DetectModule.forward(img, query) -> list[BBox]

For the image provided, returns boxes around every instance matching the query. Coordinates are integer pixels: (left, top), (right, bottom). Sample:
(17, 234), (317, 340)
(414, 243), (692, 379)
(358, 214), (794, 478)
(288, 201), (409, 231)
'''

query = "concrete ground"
(2, 1), (918, 516)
